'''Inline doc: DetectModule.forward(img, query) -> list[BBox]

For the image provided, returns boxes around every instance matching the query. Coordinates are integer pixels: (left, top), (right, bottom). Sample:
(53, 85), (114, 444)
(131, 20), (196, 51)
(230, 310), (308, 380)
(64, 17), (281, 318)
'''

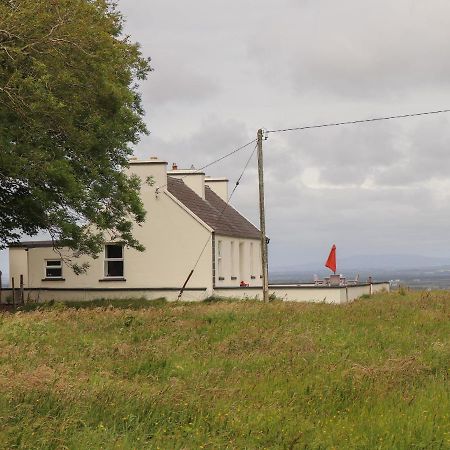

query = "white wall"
(15, 288), (209, 302)
(12, 160), (214, 293)
(205, 178), (228, 201)
(4, 282), (389, 303)
(168, 171), (205, 199)
(214, 236), (262, 287)
(8, 247), (28, 287)
(214, 282), (390, 304)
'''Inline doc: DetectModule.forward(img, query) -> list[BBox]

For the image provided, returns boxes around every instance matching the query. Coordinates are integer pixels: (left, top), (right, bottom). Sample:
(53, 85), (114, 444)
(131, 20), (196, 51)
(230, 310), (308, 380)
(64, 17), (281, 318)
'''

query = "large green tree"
(0, 0), (151, 270)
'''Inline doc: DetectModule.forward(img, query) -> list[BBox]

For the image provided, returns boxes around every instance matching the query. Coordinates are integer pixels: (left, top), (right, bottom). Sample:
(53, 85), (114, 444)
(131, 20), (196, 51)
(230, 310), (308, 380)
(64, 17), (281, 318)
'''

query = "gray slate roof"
(10, 178), (262, 248)
(167, 177), (261, 240)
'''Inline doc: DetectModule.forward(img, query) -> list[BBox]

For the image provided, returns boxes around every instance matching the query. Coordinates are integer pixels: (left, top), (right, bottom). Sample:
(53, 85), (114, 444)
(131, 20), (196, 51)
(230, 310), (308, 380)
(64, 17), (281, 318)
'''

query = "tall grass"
(0, 291), (448, 449)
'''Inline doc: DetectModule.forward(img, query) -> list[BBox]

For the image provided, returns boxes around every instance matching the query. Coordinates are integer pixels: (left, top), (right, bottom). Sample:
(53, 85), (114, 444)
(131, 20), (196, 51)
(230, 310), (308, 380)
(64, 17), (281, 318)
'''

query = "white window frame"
(104, 244), (124, 278)
(230, 241), (235, 277)
(217, 240), (223, 278)
(45, 259), (63, 279)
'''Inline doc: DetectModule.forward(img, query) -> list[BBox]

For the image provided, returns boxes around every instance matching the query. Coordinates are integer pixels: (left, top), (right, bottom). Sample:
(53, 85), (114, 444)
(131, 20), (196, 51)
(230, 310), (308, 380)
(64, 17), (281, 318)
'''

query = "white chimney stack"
(167, 167), (206, 199)
(205, 177), (228, 202)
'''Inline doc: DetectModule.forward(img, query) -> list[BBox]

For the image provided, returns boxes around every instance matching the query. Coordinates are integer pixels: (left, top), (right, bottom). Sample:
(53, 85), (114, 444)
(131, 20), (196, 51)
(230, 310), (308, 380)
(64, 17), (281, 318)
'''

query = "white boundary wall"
(214, 282), (389, 304)
(2, 283), (389, 304)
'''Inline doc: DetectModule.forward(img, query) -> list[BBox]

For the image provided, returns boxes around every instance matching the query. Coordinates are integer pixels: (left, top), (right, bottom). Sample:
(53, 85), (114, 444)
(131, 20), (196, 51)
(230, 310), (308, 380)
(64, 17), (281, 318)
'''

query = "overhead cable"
(155, 138), (257, 192)
(177, 143), (258, 300)
(266, 109), (450, 134)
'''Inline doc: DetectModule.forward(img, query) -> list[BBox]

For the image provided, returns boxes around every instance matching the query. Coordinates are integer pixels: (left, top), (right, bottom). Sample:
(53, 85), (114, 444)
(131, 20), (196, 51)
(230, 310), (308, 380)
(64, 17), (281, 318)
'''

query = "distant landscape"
(270, 253), (450, 290)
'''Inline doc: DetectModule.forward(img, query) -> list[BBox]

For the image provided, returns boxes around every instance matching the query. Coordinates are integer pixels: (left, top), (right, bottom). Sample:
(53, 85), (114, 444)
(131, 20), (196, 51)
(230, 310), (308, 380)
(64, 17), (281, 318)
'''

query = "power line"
(155, 138), (257, 192)
(177, 143), (258, 300)
(188, 143), (257, 276)
(266, 108), (450, 134)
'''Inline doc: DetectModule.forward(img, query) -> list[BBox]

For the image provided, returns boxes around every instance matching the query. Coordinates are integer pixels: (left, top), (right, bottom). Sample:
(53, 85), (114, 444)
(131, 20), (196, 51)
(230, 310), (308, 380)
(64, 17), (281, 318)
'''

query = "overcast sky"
(2, 0), (450, 278)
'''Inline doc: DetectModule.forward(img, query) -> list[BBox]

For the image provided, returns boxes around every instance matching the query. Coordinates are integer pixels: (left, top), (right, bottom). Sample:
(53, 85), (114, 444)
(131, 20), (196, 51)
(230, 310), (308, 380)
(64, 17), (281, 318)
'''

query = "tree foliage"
(0, 0), (151, 267)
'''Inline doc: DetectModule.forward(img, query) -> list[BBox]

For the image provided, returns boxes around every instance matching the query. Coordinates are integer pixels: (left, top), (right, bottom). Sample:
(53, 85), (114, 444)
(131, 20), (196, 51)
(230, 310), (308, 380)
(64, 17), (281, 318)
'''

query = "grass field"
(0, 291), (448, 449)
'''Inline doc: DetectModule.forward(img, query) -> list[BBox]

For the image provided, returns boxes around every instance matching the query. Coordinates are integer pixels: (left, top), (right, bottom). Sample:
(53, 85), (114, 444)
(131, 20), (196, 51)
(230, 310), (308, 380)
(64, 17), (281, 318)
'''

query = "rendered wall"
(214, 236), (262, 287)
(205, 178), (228, 202)
(8, 247), (28, 286)
(18, 288), (209, 302)
(3, 283), (389, 304)
(14, 161), (214, 293)
(214, 283), (390, 304)
(168, 171), (205, 199)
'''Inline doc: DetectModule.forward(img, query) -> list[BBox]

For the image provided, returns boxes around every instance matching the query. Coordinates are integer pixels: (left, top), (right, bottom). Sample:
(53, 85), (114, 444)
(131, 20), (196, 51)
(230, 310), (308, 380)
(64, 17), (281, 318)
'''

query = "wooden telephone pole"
(257, 129), (269, 302)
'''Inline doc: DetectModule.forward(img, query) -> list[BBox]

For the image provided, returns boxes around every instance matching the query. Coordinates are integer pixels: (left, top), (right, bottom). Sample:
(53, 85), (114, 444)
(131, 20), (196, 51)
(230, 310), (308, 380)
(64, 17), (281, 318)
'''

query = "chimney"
(127, 156), (168, 190)
(205, 177), (229, 202)
(172, 163), (178, 170)
(167, 167), (206, 199)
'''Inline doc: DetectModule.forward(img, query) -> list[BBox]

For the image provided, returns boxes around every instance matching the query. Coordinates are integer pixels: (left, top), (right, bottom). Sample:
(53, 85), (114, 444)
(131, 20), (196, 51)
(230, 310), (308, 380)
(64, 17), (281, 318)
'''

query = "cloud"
(135, 117), (253, 174)
(373, 116), (450, 185)
(3, 0), (450, 279)
(141, 63), (219, 106)
(249, 0), (450, 99)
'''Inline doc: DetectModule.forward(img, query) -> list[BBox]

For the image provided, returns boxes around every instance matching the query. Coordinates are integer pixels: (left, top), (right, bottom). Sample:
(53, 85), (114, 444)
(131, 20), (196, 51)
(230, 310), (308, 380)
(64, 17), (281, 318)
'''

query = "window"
(45, 260), (62, 278)
(230, 241), (235, 276)
(239, 242), (245, 280)
(104, 244), (124, 277)
(217, 240), (223, 279)
(217, 240), (222, 258)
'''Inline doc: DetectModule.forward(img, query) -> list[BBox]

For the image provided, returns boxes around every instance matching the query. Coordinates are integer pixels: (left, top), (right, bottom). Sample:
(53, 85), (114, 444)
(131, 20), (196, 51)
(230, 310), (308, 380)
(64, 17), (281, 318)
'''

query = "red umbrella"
(325, 244), (337, 274)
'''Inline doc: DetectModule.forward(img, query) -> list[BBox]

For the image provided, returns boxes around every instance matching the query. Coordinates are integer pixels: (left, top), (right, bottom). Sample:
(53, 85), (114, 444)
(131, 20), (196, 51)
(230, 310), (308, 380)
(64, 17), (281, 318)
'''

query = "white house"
(8, 157), (264, 301)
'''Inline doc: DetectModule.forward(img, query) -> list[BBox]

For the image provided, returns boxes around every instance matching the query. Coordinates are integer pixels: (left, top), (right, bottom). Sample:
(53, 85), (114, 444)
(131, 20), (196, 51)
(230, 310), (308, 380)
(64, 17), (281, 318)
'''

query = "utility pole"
(257, 128), (269, 302)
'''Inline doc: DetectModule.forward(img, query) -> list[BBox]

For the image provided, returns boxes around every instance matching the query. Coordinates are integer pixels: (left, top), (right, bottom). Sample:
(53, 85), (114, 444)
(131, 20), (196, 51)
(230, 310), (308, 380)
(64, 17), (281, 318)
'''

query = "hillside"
(0, 293), (448, 449)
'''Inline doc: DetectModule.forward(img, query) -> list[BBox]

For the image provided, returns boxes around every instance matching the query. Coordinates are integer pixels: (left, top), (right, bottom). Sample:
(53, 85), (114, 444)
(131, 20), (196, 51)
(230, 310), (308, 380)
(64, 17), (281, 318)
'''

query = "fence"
(0, 271), (25, 309)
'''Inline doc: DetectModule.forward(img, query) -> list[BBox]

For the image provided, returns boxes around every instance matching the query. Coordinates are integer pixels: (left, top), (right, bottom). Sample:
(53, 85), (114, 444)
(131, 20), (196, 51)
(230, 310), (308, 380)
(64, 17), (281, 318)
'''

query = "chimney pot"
(172, 163), (178, 170)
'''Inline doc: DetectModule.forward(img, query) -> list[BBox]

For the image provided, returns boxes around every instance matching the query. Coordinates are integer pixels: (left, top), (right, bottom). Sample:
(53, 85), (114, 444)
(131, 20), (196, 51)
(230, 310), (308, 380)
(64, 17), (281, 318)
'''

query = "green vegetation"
(0, 292), (448, 449)
(0, 0), (151, 263)
(16, 297), (168, 312)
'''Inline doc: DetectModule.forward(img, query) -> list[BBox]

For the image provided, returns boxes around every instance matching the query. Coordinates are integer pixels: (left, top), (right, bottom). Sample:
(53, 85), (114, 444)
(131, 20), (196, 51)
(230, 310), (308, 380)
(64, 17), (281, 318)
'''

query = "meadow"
(0, 291), (448, 449)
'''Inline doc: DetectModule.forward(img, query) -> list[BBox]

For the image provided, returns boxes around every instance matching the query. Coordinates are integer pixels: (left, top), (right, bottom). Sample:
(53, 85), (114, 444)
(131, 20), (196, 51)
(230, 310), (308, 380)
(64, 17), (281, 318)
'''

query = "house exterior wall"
(7, 159), (267, 295)
(12, 288), (209, 302)
(11, 160), (214, 294)
(8, 247), (28, 286)
(214, 236), (262, 287)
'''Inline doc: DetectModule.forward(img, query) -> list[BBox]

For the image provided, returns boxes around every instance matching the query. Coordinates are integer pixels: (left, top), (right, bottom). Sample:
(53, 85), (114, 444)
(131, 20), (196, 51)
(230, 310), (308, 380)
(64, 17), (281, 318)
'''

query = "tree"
(0, 0), (152, 271)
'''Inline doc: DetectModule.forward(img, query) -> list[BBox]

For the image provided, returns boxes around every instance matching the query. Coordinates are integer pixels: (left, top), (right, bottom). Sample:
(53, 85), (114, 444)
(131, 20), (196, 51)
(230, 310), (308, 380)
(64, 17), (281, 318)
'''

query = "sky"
(2, 0), (450, 277)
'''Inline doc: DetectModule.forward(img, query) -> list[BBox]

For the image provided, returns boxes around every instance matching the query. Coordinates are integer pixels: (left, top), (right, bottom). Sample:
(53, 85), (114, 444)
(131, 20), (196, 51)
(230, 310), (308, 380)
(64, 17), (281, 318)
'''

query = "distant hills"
(270, 253), (450, 287)
(271, 254), (450, 273)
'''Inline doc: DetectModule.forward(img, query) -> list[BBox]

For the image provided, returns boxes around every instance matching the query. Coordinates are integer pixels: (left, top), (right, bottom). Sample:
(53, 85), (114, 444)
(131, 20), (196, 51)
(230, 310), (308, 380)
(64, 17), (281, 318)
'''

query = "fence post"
(20, 274), (24, 304)
(12, 277), (16, 309)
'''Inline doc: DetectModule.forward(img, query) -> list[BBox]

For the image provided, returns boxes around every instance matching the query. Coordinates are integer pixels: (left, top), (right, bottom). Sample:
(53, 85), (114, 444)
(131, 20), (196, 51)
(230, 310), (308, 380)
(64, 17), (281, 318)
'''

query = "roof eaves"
(9, 240), (56, 249)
